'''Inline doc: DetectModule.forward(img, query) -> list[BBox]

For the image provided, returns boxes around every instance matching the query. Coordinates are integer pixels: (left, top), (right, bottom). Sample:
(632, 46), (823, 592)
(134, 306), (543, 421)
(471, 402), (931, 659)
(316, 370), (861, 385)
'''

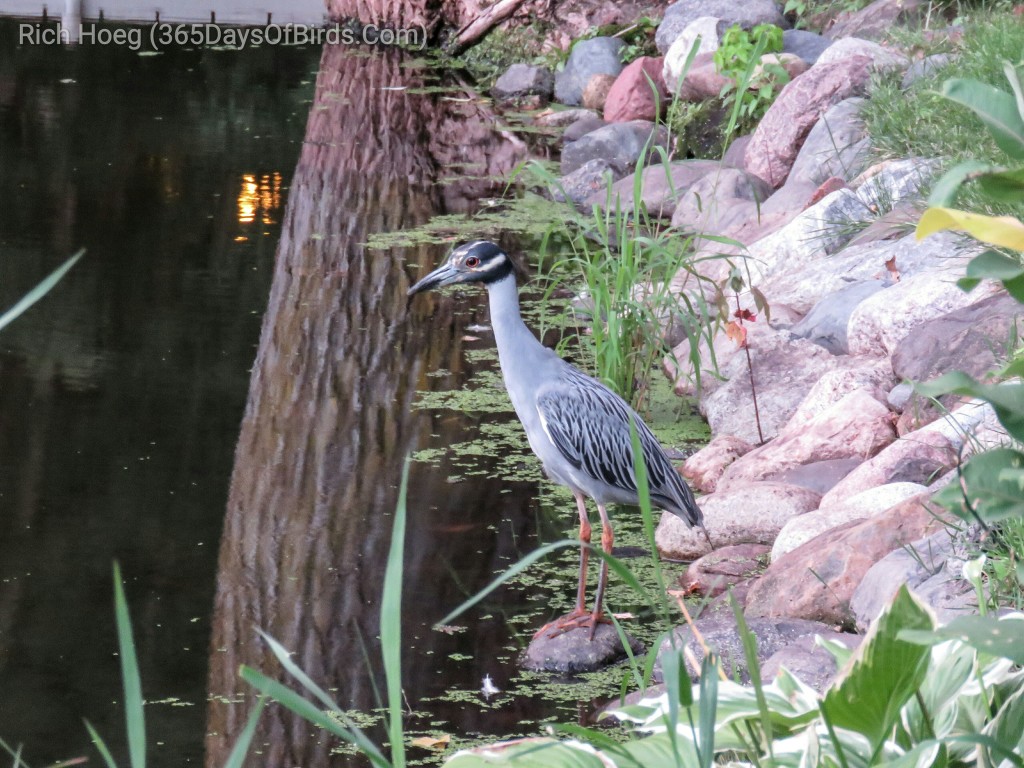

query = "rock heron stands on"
(408, 240), (707, 639)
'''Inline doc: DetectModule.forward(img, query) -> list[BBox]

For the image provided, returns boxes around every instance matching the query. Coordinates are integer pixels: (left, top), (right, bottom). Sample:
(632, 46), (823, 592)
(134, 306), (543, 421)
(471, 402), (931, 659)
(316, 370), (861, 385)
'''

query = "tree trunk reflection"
(205, 45), (528, 766)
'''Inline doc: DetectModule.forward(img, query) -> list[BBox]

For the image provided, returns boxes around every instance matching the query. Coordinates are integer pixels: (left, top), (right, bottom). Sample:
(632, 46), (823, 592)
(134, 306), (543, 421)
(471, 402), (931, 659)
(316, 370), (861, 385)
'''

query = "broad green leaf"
(983, 685), (1024, 762)
(382, 462), (409, 768)
(443, 737), (610, 767)
(978, 167), (1024, 203)
(822, 586), (934, 752)
(113, 562), (146, 768)
(914, 373), (1024, 443)
(927, 160), (994, 206)
(941, 78), (1024, 159)
(0, 249), (84, 334)
(901, 615), (1024, 664)
(951, 448), (1024, 524)
(917, 207), (1024, 251)
(616, 731), (701, 768)
(1005, 61), (1024, 126)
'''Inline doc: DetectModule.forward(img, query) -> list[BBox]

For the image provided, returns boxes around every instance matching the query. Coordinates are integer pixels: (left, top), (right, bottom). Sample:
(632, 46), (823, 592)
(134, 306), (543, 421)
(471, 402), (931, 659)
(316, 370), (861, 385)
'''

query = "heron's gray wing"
(536, 370), (664, 494)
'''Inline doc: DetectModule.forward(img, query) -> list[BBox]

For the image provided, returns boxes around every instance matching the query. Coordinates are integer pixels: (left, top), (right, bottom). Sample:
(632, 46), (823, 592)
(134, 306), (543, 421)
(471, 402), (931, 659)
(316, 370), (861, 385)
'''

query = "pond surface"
(0, 24), (707, 767)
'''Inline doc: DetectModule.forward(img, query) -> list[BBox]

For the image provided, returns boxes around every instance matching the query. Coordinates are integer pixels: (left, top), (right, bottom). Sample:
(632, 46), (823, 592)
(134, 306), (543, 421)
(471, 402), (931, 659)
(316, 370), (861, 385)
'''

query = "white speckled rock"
(656, 481), (822, 561)
(814, 36), (909, 72)
(846, 266), (1000, 356)
(771, 481), (927, 560)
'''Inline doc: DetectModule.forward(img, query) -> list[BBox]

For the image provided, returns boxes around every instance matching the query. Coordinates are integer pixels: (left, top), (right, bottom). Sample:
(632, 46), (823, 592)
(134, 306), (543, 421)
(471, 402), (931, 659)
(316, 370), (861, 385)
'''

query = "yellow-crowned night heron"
(409, 241), (706, 639)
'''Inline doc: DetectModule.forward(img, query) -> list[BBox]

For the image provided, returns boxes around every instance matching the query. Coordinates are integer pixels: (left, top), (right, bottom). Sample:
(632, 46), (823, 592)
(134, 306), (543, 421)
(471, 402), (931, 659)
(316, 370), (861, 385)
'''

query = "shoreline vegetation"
(4, 0), (1024, 765)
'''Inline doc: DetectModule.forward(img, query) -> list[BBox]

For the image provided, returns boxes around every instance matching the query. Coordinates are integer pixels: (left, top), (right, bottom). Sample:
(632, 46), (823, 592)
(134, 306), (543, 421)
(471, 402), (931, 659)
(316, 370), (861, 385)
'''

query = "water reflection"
(204, 44), (532, 766)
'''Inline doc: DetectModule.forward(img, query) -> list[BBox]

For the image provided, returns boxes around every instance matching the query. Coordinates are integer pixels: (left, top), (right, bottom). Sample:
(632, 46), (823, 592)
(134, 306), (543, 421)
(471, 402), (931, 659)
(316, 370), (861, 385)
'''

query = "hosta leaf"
(917, 207), (1024, 251)
(941, 78), (1024, 159)
(822, 586), (934, 751)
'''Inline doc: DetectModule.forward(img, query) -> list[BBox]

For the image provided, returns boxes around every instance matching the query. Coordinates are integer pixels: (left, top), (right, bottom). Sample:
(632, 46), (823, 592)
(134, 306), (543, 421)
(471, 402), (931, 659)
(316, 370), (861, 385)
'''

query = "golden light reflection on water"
(236, 172), (283, 235)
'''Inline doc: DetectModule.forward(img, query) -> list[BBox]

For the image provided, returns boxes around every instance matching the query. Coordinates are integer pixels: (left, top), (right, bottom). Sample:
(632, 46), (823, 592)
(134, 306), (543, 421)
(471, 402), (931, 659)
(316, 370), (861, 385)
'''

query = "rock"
(902, 53), (953, 88)
(752, 52), (809, 82)
(492, 63), (555, 101)
(604, 56), (668, 122)
(719, 389), (895, 487)
(790, 280), (888, 354)
(555, 37), (625, 106)
(533, 107), (599, 127)
(847, 262), (1000, 357)
(663, 17), (728, 92)
(656, 616), (836, 683)
(891, 293), (1023, 383)
(671, 167), (773, 233)
(788, 97), (869, 186)
(782, 29), (833, 65)
(918, 397), (1001, 453)
(772, 482), (928, 560)
(760, 631), (862, 692)
(887, 382), (913, 411)
(851, 529), (973, 630)
(683, 543), (770, 596)
(744, 492), (947, 627)
(745, 56), (873, 187)
(561, 120), (668, 176)
(656, 481), (822, 560)
(758, 231), (966, 314)
(700, 330), (848, 445)
(552, 159), (617, 204)
(853, 157), (940, 211)
(782, 359), (895, 431)
(722, 134), (752, 168)
(815, 37), (909, 72)
(561, 114), (607, 143)
(682, 434), (754, 493)
(521, 623), (644, 673)
(768, 457), (863, 495)
(820, 430), (959, 507)
(581, 73), (618, 110)
(593, 159), (720, 217)
(748, 188), (874, 285)
(827, 0), (928, 41)
(676, 52), (732, 102)
(655, 0), (788, 54)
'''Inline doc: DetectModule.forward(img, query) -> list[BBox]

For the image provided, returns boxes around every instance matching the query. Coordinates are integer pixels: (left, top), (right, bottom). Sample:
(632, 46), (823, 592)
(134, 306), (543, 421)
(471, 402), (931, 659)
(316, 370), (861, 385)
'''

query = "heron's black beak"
(407, 262), (459, 296)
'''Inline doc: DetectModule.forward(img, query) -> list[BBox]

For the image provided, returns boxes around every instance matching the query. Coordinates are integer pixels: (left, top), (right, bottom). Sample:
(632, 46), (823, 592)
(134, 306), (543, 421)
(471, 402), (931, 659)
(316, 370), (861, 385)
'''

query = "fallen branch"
(451, 0), (529, 53)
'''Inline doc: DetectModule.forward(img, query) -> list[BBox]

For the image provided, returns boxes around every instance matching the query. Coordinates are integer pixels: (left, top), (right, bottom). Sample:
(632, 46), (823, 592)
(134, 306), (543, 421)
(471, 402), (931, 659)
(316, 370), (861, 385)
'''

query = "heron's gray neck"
(485, 273), (537, 357)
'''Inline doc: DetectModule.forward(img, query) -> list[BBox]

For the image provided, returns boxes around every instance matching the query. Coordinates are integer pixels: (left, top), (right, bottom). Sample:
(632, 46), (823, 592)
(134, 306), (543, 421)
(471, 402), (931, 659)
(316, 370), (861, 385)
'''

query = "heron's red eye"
(465, 256), (480, 268)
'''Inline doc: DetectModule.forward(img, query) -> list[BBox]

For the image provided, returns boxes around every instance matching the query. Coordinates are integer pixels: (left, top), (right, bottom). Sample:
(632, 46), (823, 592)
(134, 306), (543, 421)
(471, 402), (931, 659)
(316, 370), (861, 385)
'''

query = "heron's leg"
(574, 491), (591, 614)
(589, 503), (614, 640)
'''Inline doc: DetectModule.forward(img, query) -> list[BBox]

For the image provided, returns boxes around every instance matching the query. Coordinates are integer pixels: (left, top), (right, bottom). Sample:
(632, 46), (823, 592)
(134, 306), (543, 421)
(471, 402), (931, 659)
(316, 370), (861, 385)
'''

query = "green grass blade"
(697, 655), (718, 768)
(0, 739), (30, 768)
(83, 721), (119, 768)
(112, 563), (145, 768)
(222, 696), (267, 768)
(239, 666), (390, 768)
(381, 461), (409, 768)
(0, 249), (84, 333)
(730, 592), (773, 759)
(257, 630), (346, 715)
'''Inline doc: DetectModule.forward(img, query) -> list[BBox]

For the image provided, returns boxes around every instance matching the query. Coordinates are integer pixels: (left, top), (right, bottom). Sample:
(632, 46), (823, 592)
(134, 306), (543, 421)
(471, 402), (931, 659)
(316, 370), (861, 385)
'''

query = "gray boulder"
(522, 623), (644, 673)
(790, 279), (888, 354)
(783, 29), (833, 64)
(492, 63), (554, 101)
(555, 37), (625, 106)
(788, 97), (870, 185)
(561, 120), (668, 176)
(902, 53), (953, 88)
(656, 0), (788, 54)
(655, 616), (839, 683)
(552, 159), (617, 205)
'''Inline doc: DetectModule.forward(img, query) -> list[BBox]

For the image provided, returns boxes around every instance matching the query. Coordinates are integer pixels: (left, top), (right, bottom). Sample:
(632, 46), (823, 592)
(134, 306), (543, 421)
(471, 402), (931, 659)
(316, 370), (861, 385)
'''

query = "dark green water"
(0, 21), (706, 767)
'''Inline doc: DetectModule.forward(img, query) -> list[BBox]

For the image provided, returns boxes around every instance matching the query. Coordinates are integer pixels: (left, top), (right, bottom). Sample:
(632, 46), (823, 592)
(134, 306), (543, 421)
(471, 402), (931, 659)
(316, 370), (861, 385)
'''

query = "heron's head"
(407, 240), (515, 296)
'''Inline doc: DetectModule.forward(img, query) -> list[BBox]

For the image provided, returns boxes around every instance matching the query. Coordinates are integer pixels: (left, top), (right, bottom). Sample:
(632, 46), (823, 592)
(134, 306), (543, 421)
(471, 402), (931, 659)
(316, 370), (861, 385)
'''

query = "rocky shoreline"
(491, 0), (1017, 682)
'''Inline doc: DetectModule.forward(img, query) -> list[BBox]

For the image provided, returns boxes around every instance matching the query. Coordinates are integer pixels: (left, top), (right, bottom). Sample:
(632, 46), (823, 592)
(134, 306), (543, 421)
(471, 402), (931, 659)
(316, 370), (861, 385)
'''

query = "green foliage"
(864, 10), (1024, 218)
(518, 152), (724, 409)
(712, 24), (789, 140)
